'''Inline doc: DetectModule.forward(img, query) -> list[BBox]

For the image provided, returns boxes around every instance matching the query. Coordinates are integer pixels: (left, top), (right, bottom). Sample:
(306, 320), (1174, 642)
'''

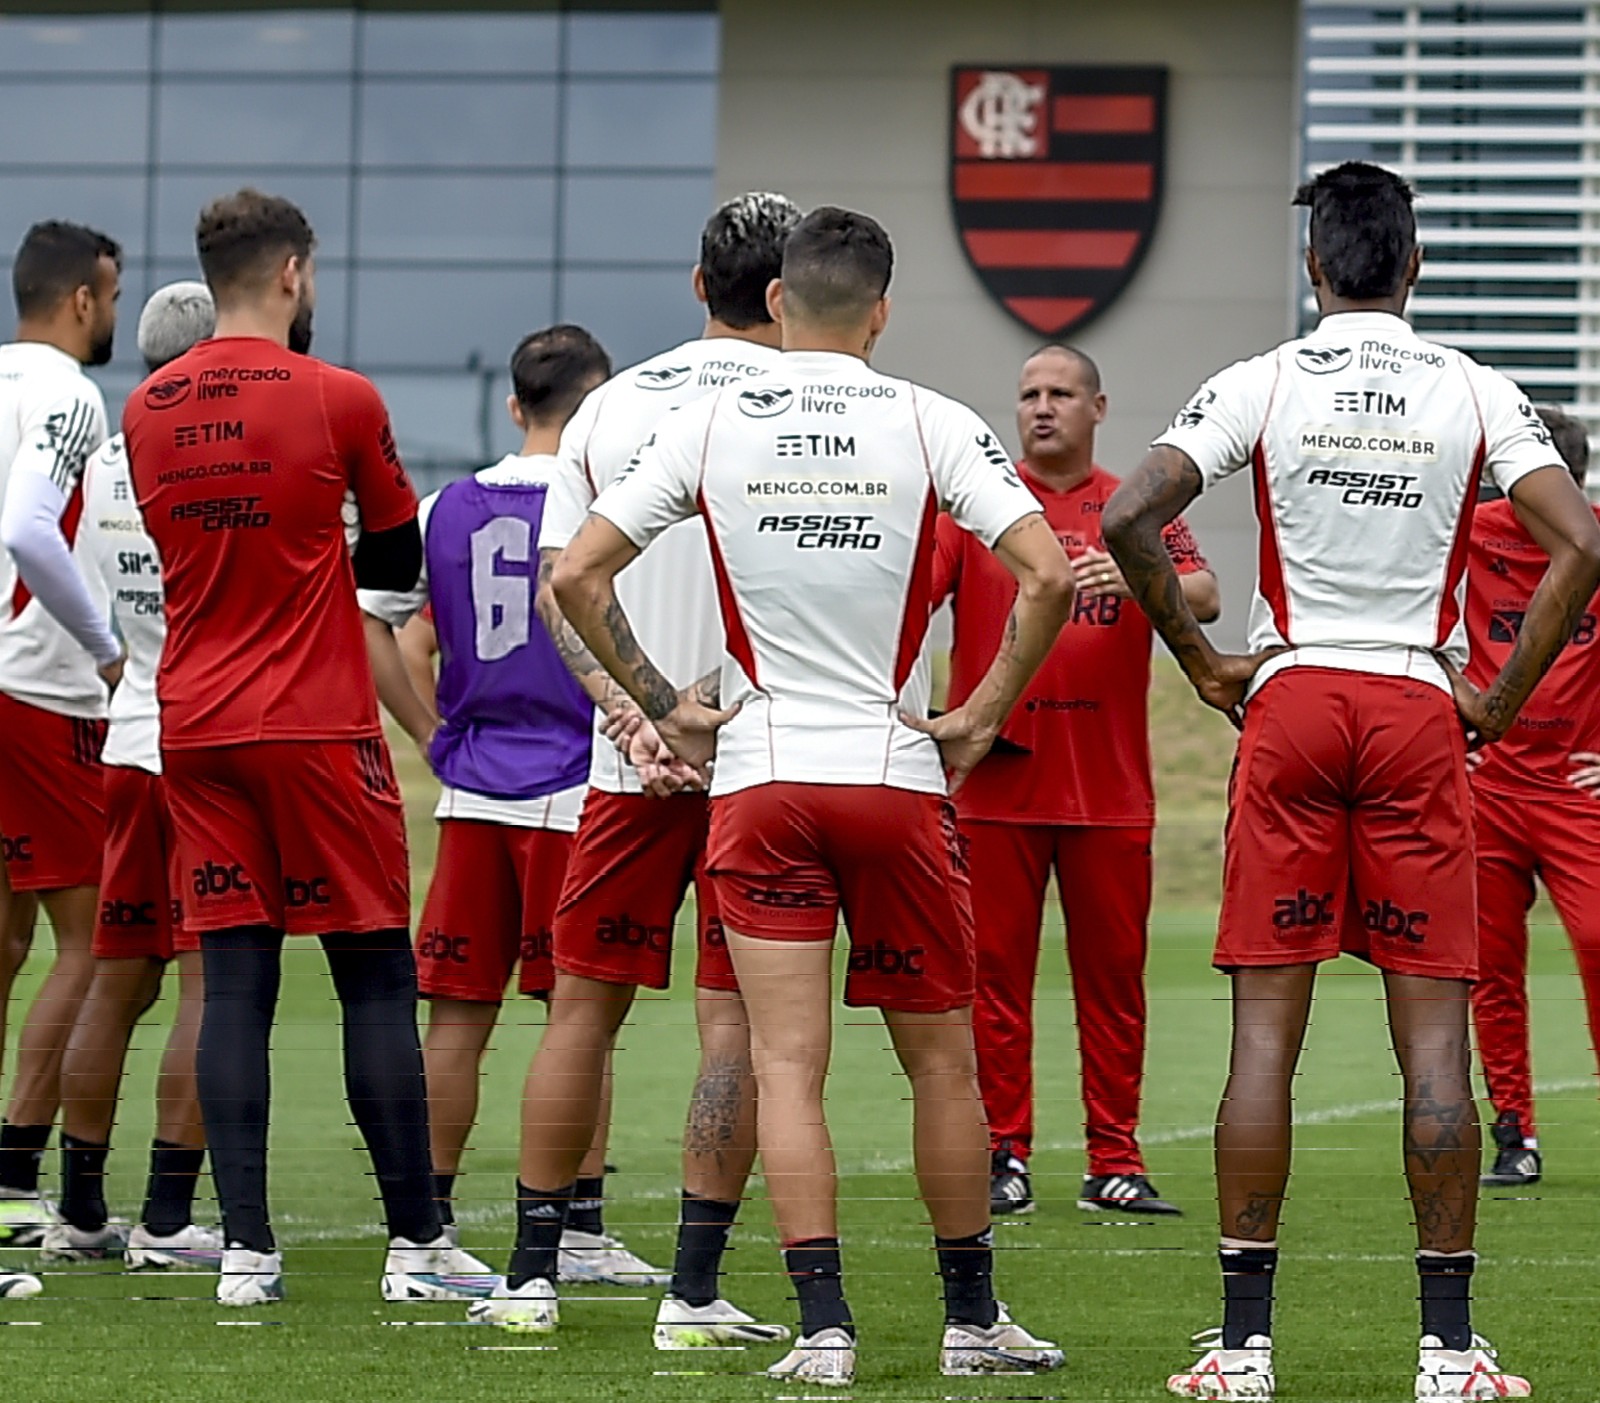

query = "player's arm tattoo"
(684, 664), (721, 709)
(1101, 447), (1213, 681)
(599, 593), (679, 721)
(535, 549), (631, 714)
(1481, 573), (1591, 734)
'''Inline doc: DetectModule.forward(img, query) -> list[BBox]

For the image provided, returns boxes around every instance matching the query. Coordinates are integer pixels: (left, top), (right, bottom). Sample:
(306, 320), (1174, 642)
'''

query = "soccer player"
(1466, 406), (1600, 1188)
(1102, 162), (1600, 1400)
(469, 193), (801, 1348)
(935, 344), (1218, 1218)
(552, 206), (1074, 1385)
(122, 188), (463, 1307)
(0, 221), (123, 1253)
(38, 282), (221, 1269)
(361, 323), (661, 1287)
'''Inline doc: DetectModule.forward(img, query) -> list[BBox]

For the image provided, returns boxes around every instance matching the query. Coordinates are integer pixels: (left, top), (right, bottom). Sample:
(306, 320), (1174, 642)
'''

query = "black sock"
(0, 1122), (51, 1195)
(60, 1135), (111, 1231)
(141, 1141), (206, 1238)
(1220, 1245), (1278, 1348)
(508, 1181), (572, 1289)
(433, 1173), (456, 1229)
(936, 1228), (998, 1328)
(670, 1192), (738, 1307)
(784, 1237), (853, 1338)
(1418, 1252), (1475, 1350)
(569, 1174), (605, 1237)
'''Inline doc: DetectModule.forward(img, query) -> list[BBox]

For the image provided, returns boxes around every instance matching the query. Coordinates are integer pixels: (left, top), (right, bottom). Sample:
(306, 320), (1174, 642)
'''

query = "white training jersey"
(540, 336), (783, 794)
(359, 455), (587, 832)
(0, 341), (109, 717)
(592, 349), (1041, 797)
(79, 434), (162, 771)
(1153, 310), (1560, 698)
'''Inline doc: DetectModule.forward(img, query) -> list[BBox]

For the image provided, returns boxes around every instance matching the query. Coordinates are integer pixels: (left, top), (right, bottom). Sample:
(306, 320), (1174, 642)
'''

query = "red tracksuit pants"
(966, 820), (1152, 1177)
(1471, 784), (1600, 1141)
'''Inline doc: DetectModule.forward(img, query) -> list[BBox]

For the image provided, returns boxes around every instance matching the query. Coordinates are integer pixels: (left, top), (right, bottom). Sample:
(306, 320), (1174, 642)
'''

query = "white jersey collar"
(1308, 310), (1413, 338)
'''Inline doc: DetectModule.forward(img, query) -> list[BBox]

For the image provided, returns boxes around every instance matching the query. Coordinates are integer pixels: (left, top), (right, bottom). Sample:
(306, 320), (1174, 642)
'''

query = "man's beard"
(288, 300), (314, 355)
(87, 326), (114, 367)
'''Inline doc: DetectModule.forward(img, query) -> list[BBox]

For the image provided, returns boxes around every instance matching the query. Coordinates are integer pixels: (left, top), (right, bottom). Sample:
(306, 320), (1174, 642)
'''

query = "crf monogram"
(960, 71), (1045, 159)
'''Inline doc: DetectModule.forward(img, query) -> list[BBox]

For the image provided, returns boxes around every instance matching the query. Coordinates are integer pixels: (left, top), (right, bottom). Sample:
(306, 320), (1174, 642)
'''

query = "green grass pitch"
(4, 663), (1596, 1401)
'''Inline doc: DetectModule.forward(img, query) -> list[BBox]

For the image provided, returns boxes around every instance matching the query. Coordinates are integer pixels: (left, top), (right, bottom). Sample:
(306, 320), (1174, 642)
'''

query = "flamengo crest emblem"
(950, 65), (1168, 338)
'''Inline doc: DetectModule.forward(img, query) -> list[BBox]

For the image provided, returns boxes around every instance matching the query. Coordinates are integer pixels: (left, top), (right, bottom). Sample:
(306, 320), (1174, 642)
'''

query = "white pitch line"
(265, 1076), (1598, 1243)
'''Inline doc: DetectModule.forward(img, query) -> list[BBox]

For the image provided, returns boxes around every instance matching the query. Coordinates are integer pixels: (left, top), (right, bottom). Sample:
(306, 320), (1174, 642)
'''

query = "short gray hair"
(137, 280), (215, 371)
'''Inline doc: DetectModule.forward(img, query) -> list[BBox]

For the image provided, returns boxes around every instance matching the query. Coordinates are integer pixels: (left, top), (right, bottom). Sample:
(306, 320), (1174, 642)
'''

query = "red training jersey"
(123, 337), (418, 750)
(933, 463), (1209, 826)
(1465, 497), (1600, 798)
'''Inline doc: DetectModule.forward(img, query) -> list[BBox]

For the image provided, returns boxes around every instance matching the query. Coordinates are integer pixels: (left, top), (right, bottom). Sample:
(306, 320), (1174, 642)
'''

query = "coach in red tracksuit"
(1466, 405), (1600, 1189)
(933, 344), (1219, 1216)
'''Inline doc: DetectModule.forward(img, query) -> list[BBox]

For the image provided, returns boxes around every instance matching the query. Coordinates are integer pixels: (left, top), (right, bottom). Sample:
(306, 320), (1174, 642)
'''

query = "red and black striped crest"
(949, 65), (1167, 338)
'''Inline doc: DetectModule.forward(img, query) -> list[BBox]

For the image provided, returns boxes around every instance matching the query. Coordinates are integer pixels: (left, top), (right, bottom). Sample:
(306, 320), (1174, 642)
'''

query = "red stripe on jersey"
(953, 161), (1155, 202)
(10, 481), (85, 617)
(893, 488), (939, 695)
(696, 488), (758, 688)
(1437, 434), (1486, 646)
(1251, 439), (1290, 640)
(1052, 94), (1157, 134)
(962, 229), (1141, 269)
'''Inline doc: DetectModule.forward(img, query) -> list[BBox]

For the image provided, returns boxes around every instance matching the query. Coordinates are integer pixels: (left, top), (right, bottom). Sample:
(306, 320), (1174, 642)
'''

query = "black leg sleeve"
(321, 929), (440, 1245)
(197, 926), (284, 1254)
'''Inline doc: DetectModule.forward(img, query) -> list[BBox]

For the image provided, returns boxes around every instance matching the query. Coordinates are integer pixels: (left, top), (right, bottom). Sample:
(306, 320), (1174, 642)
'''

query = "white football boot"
(557, 1229), (670, 1286)
(217, 1247), (285, 1306)
(382, 1234), (498, 1301)
(127, 1222), (225, 1271)
(1167, 1328), (1275, 1399)
(940, 1304), (1065, 1375)
(653, 1295), (792, 1349)
(1416, 1334), (1531, 1399)
(765, 1326), (856, 1387)
(466, 1276), (559, 1333)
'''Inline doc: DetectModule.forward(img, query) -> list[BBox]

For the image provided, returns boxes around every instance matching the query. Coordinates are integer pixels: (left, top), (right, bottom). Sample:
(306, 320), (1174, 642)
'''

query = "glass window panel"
(0, 175), (147, 259)
(0, 82), (149, 166)
(564, 79), (717, 170)
(153, 174), (350, 262)
(558, 268), (699, 369)
(359, 80), (558, 169)
(357, 175), (555, 262)
(158, 11), (354, 76)
(354, 266), (554, 370)
(0, 15), (151, 75)
(566, 14), (719, 76)
(360, 14), (558, 77)
(563, 172), (712, 265)
(157, 81), (350, 168)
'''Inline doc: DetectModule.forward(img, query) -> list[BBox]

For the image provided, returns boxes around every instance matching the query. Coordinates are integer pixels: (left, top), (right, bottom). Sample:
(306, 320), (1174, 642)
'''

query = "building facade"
(6, 2), (1594, 647)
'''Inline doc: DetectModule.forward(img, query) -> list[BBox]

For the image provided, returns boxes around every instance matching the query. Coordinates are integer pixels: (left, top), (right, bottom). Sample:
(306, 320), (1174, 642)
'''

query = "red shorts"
(1217, 667), (1476, 981)
(706, 783), (976, 1013)
(552, 790), (734, 992)
(163, 739), (410, 936)
(93, 766), (195, 961)
(416, 820), (572, 1002)
(0, 691), (106, 891)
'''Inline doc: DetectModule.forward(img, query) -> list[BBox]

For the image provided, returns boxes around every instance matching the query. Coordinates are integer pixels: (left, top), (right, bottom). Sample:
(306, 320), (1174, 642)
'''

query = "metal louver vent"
(1302, 2), (1600, 488)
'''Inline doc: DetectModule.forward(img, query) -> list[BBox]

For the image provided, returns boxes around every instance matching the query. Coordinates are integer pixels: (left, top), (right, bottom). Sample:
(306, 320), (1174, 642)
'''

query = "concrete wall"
(716, 0), (1300, 647)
